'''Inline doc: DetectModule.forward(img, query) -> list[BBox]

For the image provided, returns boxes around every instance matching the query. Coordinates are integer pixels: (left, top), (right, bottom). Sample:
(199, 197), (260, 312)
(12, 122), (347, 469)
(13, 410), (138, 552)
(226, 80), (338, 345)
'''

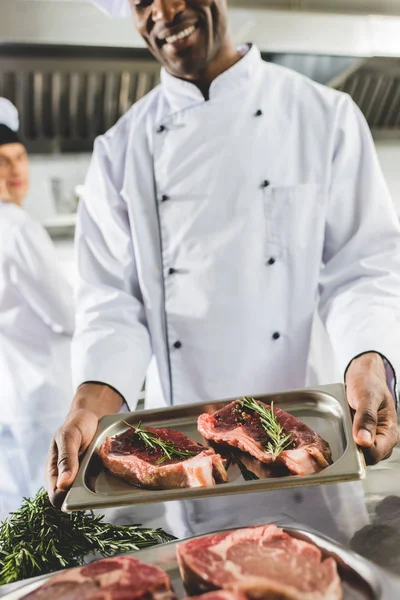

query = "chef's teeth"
(165, 25), (196, 44)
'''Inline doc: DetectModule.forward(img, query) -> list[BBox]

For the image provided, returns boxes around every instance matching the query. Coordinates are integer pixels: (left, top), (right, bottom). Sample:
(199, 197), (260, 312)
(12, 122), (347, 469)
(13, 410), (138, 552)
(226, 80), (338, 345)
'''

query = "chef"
(47, 0), (399, 536)
(0, 98), (74, 520)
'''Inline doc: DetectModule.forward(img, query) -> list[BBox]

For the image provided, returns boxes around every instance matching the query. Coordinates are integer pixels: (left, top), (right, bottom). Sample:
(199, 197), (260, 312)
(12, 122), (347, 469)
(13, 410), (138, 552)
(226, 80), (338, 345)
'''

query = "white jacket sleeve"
(318, 95), (400, 377)
(72, 135), (152, 407)
(10, 219), (74, 335)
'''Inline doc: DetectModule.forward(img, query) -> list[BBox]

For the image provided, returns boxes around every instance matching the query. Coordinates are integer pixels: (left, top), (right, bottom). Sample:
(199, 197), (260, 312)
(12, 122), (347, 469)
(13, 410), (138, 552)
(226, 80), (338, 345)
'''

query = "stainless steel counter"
(1, 442), (400, 597)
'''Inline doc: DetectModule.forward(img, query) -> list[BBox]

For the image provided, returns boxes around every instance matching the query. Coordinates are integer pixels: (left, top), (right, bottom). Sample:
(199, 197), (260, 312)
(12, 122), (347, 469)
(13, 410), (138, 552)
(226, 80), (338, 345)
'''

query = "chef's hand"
(345, 352), (399, 465)
(0, 178), (12, 202)
(46, 383), (124, 508)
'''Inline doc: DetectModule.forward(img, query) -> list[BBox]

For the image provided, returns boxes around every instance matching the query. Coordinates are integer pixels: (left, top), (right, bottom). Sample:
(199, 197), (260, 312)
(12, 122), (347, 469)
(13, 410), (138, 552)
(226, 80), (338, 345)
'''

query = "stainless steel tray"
(63, 383), (365, 512)
(2, 526), (395, 600)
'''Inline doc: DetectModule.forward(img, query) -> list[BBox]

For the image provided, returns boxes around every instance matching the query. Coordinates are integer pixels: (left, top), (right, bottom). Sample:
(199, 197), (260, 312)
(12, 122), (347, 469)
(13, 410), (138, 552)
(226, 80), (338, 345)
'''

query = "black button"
(161, 195), (170, 202)
(173, 341), (182, 349)
(267, 257), (276, 266)
(168, 267), (176, 275)
(272, 332), (281, 341)
(261, 180), (270, 188)
(157, 125), (166, 133)
(255, 109), (263, 117)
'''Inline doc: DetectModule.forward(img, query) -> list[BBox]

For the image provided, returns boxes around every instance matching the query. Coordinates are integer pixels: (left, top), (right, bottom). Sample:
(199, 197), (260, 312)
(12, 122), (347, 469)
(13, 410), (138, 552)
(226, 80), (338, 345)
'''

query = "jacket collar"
(160, 44), (262, 114)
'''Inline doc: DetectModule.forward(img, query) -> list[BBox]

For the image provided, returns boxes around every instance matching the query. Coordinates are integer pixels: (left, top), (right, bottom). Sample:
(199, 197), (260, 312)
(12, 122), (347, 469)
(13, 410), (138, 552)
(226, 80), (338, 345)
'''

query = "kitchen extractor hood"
(1, 0), (400, 152)
(0, 45), (161, 153)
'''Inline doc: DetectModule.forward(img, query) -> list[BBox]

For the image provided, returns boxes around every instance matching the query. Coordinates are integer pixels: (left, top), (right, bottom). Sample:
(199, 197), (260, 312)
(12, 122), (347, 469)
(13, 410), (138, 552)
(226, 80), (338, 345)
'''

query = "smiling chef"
(47, 0), (400, 516)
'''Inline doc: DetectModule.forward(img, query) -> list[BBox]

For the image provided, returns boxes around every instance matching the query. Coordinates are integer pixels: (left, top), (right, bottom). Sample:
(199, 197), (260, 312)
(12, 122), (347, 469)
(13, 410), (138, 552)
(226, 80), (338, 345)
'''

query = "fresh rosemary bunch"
(239, 397), (293, 460)
(0, 489), (174, 585)
(124, 421), (197, 463)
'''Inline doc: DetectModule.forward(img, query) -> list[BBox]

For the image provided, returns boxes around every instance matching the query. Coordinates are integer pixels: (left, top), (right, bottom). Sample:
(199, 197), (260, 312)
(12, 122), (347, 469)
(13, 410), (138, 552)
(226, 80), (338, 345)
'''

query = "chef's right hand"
(46, 408), (99, 508)
(46, 382), (124, 508)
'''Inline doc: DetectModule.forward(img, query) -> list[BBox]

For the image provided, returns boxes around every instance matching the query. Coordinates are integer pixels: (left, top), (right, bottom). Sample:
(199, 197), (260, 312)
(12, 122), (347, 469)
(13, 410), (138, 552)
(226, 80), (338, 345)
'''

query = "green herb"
(124, 421), (197, 464)
(239, 398), (292, 460)
(0, 489), (174, 585)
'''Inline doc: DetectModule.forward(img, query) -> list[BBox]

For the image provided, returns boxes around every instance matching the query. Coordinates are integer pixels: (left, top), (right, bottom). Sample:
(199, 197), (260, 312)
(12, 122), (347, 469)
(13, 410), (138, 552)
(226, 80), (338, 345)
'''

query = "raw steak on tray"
(22, 556), (177, 600)
(99, 423), (228, 489)
(177, 524), (342, 600)
(198, 398), (332, 475)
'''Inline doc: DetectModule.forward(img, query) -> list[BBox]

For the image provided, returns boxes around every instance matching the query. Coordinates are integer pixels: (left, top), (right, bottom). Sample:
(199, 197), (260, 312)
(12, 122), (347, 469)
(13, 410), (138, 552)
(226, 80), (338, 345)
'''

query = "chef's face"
(130, 0), (230, 79)
(0, 143), (29, 205)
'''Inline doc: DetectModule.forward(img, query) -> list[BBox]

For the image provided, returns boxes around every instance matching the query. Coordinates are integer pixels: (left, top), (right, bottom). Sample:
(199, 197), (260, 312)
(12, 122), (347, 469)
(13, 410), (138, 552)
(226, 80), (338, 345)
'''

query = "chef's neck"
(175, 42), (243, 100)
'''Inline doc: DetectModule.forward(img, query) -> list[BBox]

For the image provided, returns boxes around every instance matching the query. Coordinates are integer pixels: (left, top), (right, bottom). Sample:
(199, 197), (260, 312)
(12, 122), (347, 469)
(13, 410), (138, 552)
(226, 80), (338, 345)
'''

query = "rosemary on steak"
(239, 397), (292, 460)
(124, 421), (197, 464)
(0, 489), (174, 585)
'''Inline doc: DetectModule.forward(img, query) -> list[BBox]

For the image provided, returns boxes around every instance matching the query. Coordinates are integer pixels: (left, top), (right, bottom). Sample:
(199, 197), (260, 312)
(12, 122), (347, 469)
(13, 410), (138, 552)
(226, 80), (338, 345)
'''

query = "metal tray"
(1, 526), (394, 600)
(63, 383), (365, 512)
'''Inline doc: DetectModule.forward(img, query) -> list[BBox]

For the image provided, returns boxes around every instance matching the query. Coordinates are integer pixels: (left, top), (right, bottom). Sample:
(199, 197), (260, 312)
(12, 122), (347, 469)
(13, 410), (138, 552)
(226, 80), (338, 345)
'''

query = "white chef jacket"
(74, 45), (400, 410)
(0, 201), (74, 518)
(0, 201), (74, 422)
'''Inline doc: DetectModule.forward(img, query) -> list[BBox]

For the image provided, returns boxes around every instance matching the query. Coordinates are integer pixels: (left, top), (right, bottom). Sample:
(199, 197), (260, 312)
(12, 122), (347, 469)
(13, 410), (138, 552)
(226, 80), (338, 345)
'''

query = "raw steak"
(198, 400), (332, 475)
(99, 426), (228, 489)
(177, 525), (342, 600)
(22, 556), (177, 600)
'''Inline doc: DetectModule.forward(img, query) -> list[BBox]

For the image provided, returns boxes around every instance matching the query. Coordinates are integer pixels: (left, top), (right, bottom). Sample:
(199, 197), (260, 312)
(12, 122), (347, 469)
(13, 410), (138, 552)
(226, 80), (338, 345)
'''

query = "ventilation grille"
(333, 57), (400, 135)
(0, 46), (160, 153)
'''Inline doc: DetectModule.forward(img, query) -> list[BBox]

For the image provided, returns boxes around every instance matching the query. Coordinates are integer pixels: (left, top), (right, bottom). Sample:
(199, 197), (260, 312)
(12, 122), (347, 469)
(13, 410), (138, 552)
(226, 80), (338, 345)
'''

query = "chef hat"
(90, 0), (131, 19)
(0, 98), (21, 146)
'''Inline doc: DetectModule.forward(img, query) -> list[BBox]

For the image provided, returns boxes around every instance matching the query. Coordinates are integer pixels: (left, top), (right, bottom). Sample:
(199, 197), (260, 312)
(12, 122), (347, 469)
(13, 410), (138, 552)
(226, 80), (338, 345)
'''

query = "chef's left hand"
(345, 352), (399, 465)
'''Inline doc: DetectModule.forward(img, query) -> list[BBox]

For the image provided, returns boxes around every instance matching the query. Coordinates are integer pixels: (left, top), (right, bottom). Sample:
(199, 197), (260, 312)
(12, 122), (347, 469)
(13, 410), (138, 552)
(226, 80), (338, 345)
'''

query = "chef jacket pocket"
(263, 183), (324, 252)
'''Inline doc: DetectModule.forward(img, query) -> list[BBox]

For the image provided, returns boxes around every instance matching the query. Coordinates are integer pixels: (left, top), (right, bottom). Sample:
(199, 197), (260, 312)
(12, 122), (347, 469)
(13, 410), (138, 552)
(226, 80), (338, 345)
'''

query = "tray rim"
(62, 383), (366, 512)
(0, 524), (388, 600)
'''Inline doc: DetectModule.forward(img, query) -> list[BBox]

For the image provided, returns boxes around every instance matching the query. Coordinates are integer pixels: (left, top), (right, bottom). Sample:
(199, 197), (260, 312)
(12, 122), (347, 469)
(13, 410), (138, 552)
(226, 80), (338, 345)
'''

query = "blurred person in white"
(0, 98), (74, 521)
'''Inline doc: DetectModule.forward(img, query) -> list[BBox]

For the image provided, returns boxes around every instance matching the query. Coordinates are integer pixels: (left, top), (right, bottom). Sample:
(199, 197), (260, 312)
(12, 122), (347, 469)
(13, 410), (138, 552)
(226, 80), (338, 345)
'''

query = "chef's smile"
(130, 0), (234, 87)
(158, 22), (200, 50)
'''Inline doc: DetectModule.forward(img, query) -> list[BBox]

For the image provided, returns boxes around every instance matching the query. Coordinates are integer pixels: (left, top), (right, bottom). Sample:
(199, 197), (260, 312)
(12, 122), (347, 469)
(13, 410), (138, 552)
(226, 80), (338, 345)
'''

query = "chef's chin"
(158, 33), (211, 80)
(9, 181), (29, 204)
(164, 51), (209, 80)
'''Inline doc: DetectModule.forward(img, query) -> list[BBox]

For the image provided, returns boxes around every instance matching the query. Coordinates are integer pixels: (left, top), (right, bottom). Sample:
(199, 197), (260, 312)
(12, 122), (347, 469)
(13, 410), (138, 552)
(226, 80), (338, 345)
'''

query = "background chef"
(0, 98), (74, 520)
(47, 0), (399, 522)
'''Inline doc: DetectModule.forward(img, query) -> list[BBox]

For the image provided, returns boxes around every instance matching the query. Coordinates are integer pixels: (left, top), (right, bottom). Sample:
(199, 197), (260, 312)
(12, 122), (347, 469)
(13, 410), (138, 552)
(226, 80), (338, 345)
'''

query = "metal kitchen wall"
(0, 45), (160, 154)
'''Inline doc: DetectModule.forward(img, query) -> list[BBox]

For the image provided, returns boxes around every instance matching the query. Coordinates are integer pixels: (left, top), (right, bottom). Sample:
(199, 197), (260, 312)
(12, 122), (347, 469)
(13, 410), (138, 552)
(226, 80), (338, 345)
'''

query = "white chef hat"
(0, 98), (21, 146)
(90, 0), (131, 18)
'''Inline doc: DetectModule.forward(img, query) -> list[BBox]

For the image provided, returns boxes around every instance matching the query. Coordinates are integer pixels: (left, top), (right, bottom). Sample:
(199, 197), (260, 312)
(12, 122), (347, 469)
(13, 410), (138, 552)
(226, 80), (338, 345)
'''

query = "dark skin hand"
(345, 352), (399, 465)
(46, 384), (123, 508)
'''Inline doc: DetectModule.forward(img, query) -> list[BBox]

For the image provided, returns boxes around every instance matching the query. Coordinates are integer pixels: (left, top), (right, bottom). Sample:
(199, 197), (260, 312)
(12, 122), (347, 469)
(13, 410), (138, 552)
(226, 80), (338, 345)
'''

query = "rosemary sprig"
(0, 489), (174, 585)
(239, 398), (292, 460)
(124, 421), (197, 464)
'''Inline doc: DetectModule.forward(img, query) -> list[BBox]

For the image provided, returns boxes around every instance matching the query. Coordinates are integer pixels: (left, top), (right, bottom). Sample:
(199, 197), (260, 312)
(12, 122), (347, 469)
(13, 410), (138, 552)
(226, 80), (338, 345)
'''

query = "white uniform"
(0, 201), (74, 519)
(74, 45), (400, 410)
